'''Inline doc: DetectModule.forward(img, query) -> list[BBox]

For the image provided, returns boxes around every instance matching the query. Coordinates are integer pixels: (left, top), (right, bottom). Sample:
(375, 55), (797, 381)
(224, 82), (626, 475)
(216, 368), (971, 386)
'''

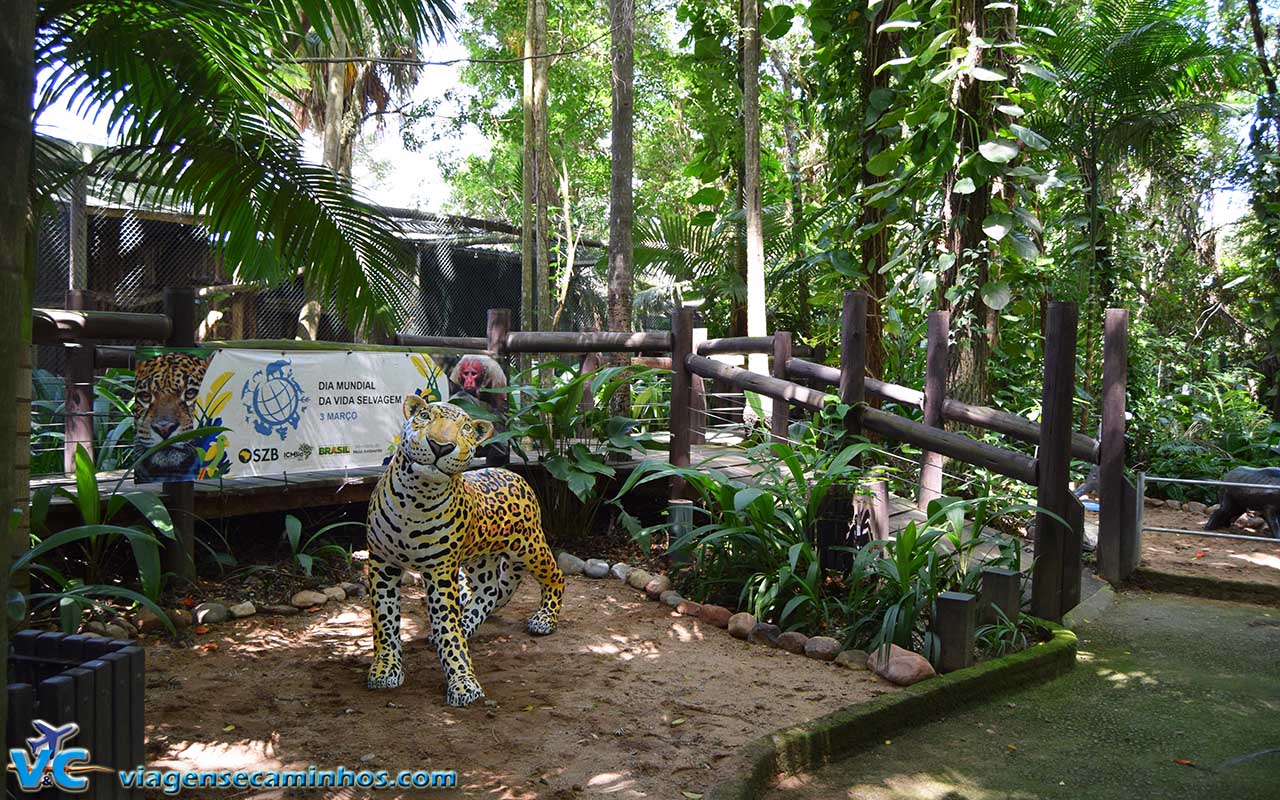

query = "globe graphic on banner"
(241, 359), (309, 440)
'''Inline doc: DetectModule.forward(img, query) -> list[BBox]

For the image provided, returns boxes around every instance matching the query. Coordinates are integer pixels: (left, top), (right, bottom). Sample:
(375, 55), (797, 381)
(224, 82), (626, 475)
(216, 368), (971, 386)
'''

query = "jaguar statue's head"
(399, 396), (495, 475)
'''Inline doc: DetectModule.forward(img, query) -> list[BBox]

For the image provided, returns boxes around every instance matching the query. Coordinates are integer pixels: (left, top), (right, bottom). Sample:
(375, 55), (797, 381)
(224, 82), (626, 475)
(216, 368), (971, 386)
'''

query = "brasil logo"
(241, 359), (309, 440)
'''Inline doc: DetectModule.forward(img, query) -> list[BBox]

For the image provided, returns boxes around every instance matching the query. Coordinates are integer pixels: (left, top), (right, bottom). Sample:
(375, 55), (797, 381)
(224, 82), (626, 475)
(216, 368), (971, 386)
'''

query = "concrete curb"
(705, 622), (1077, 800)
(1064, 582), (1115, 629)
(1128, 567), (1280, 607)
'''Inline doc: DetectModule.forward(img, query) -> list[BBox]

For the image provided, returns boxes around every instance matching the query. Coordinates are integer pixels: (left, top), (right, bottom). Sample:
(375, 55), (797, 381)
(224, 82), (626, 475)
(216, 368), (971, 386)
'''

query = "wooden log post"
(934, 590), (977, 673)
(667, 498), (695, 566)
(978, 567), (1021, 625)
(918, 310), (949, 510)
(485, 308), (512, 466)
(669, 307), (694, 500)
(770, 331), (792, 442)
(63, 289), (95, 473)
(1098, 308), (1137, 583)
(1032, 301), (1081, 622)
(690, 326), (707, 445)
(841, 291), (867, 442)
(869, 479), (889, 542)
(160, 287), (197, 583)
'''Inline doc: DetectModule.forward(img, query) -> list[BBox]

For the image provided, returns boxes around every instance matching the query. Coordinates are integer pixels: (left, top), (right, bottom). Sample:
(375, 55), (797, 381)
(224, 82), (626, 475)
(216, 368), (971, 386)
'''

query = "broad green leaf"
(115, 491), (176, 540)
(996, 103), (1025, 117)
(980, 281), (1013, 310)
(687, 187), (725, 206)
(981, 213), (1015, 240)
(970, 67), (1007, 82)
(953, 177), (977, 195)
(1019, 62), (1058, 82)
(875, 55), (916, 75)
(285, 514), (302, 551)
(760, 5), (795, 39)
(1009, 123), (1050, 150)
(72, 445), (100, 526)
(1009, 231), (1041, 259)
(878, 20), (921, 32)
(865, 149), (900, 177)
(978, 139), (1019, 163)
(734, 487), (768, 513)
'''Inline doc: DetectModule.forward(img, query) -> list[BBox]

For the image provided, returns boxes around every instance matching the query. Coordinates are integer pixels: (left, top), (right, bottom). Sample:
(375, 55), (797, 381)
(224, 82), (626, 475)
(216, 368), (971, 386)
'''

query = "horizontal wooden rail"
(697, 336), (774, 355)
(94, 345), (136, 368)
(34, 308), (171, 344)
(394, 334), (489, 350)
(862, 408), (1039, 485)
(786, 357), (1099, 463)
(685, 354), (834, 411)
(505, 331), (672, 353)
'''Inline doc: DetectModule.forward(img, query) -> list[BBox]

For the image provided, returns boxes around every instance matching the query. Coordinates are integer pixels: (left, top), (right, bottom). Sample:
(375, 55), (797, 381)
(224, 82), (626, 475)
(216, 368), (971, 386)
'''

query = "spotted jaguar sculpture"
(365, 397), (565, 706)
(1204, 466), (1280, 539)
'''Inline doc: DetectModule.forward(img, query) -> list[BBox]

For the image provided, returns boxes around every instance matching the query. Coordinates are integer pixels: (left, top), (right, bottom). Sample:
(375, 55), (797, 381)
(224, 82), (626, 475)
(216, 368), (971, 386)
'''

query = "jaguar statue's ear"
(403, 394), (428, 419)
(472, 418), (495, 444)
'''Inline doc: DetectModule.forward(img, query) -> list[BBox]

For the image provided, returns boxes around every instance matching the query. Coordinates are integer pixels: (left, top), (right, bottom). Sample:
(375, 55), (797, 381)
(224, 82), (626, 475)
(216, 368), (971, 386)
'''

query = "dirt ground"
(143, 576), (894, 799)
(1124, 505), (1280, 588)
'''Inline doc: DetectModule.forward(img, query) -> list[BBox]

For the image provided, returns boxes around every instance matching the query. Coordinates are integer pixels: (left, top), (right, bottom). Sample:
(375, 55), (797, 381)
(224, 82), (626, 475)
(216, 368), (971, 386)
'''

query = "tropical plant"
(975, 605), (1033, 658)
(30, 367), (136, 476)
(459, 363), (666, 541)
(281, 514), (361, 577)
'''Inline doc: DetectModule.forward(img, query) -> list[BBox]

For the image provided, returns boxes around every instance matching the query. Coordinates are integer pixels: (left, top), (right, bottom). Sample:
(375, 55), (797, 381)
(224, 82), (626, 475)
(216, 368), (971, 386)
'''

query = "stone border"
(1128, 567), (1280, 607)
(704, 621), (1078, 800)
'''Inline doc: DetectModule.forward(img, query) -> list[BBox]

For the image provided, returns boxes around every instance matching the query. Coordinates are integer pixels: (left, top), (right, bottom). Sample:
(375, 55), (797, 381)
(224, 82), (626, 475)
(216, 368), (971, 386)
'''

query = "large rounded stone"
(610, 563), (634, 581)
(777, 631), (809, 654)
(322, 586), (347, 602)
(835, 649), (869, 670)
(103, 623), (131, 640)
(748, 622), (783, 647)
(291, 590), (329, 609)
(167, 608), (194, 628)
(868, 644), (937, 686)
(556, 552), (587, 575)
(1164, 499), (1183, 509)
(340, 581), (367, 599)
(728, 612), (757, 640)
(805, 636), (842, 661)
(644, 575), (672, 599)
(676, 600), (702, 617)
(699, 604), (732, 628)
(262, 604), (300, 616)
(584, 559), (610, 579)
(193, 602), (229, 625)
(627, 569), (654, 590)
(1185, 501), (1208, 515)
(659, 590), (683, 608)
(229, 601), (257, 619)
(134, 609), (166, 633)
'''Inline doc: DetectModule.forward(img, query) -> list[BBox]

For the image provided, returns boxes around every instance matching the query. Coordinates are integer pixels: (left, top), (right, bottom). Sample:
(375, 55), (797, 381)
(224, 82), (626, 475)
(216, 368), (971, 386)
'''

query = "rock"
(805, 636), (842, 661)
(626, 569), (654, 591)
(262, 604), (301, 616)
(322, 586), (347, 602)
(728, 612), (757, 639)
(167, 608), (193, 629)
(659, 590), (683, 608)
(676, 600), (702, 617)
(584, 559), (610, 579)
(103, 623), (131, 640)
(644, 575), (672, 599)
(228, 601), (257, 619)
(748, 622), (783, 647)
(291, 590), (329, 608)
(340, 581), (367, 599)
(110, 617), (138, 636)
(610, 563), (634, 581)
(1165, 499), (1183, 509)
(777, 631), (809, 654)
(82, 620), (109, 636)
(835, 649), (869, 670)
(1143, 496), (1163, 508)
(359, 753), (377, 764)
(556, 552), (586, 575)
(868, 644), (937, 686)
(1186, 501), (1207, 515)
(1240, 514), (1265, 530)
(193, 602), (229, 624)
(699, 604), (732, 628)
(134, 609), (166, 633)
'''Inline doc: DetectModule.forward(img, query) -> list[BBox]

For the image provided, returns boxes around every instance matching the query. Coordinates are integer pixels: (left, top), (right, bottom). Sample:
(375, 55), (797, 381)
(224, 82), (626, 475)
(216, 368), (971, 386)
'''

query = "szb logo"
(7, 720), (113, 793)
(238, 447), (279, 464)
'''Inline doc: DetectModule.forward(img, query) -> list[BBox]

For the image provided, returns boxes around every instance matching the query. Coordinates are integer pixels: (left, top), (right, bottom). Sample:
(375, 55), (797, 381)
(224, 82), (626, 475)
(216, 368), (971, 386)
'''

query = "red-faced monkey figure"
(450, 355), (508, 396)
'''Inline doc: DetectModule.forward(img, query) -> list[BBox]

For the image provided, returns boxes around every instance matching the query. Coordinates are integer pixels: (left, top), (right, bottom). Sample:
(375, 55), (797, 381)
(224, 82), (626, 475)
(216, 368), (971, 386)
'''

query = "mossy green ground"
(767, 592), (1280, 799)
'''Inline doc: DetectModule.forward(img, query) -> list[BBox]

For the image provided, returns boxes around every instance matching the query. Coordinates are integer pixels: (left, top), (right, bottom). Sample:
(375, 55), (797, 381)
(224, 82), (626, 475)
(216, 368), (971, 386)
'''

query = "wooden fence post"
(1098, 308), (1138, 583)
(484, 308), (512, 466)
(64, 289), (94, 472)
(670, 307), (694, 500)
(690, 326), (707, 445)
(771, 331), (792, 441)
(869, 479), (889, 542)
(1032, 301), (1083, 621)
(918, 310), (949, 510)
(160, 287), (196, 583)
(841, 291), (867, 441)
(934, 590), (976, 673)
(978, 567), (1021, 625)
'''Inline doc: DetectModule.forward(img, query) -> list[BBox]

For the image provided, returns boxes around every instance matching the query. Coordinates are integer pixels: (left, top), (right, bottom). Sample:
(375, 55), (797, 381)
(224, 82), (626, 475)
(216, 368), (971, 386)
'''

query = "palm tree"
(10, 0), (454, 615)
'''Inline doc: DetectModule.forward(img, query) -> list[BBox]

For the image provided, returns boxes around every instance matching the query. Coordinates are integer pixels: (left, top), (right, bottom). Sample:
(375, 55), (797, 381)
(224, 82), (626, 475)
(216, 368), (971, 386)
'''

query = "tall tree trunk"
(551, 157), (580, 330)
(772, 52), (811, 335)
(742, 0), (768, 397)
(731, 3), (747, 338)
(3, 0), (37, 732)
(939, 0), (990, 404)
(521, 0), (536, 334)
(532, 0), (553, 332)
(1247, 0), (1280, 420)
(607, 0), (635, 412)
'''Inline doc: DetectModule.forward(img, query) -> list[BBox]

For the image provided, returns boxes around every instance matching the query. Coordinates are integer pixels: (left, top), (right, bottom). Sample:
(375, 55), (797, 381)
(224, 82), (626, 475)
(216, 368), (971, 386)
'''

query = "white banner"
(133, 348), (448, 482)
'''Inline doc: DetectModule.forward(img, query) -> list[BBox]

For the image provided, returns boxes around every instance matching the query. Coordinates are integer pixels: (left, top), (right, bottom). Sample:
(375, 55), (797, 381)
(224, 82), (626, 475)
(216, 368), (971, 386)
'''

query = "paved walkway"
(767, 591), (1280, 800)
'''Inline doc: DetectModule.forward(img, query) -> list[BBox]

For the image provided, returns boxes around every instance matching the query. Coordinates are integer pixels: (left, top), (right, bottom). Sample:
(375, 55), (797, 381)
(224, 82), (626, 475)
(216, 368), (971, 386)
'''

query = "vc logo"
(6, 720), (112, 793)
